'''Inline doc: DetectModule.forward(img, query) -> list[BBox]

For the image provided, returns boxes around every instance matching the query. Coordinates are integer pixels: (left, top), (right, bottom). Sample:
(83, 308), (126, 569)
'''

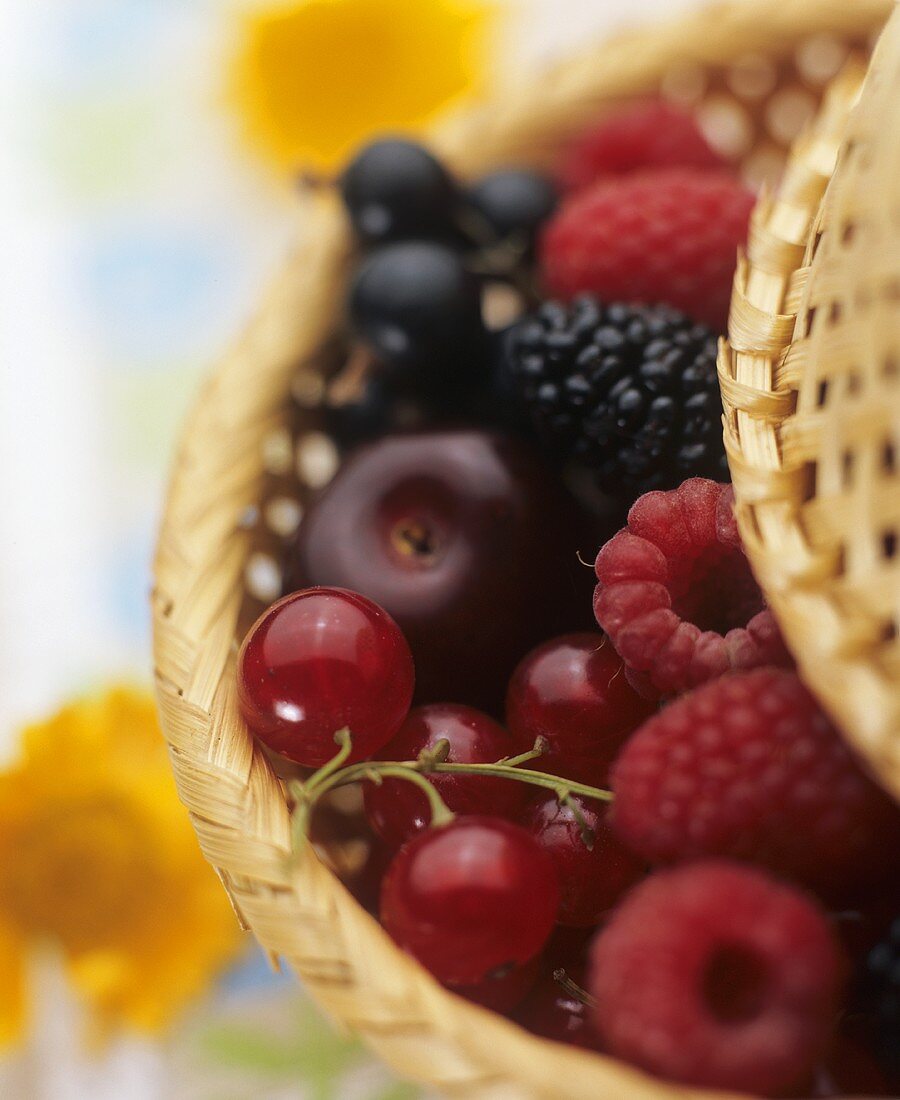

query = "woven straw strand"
(723, 4), (900, 799)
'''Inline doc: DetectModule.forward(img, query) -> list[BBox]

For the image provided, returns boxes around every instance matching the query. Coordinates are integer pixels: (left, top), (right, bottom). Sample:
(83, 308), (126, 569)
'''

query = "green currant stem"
(500, 737), (549, 768)
(303, 727), (354, 795)
(553, 969), (597, 1009)
(289, 733), (612, 853)
(362, 765), (455, 828)
(423, 761), (612, 804)
(298, 757), (612, 811)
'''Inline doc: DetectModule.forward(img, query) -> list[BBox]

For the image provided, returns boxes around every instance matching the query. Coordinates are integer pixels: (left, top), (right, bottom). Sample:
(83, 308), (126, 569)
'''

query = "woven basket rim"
(152, 2), (895, 1096)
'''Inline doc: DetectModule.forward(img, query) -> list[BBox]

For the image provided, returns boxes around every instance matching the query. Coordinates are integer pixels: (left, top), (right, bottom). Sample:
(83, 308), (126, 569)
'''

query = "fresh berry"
(859, 916), (900, 1077)
(286, 430), (593, 712)
(594, 478), (789, 697)
(340, 138), (459, 243)
(516, 967), (603, 1050)
(348, 241), (486, 387)
(589, 860), (842, 1095)
(539, 168), (754, 331)
(520, 792), (644, 926)
(447, 954), (540, 1013)
(381, 816), (560, 985)
(504, 298), (727, 494)
(363, 704), (528, 848)
(558, 100), (726, 193)
(506, 633), (655, 781)
(611, 668), (900, 894)
(467, 170), (558, 253)
(237, 588), (414, 767)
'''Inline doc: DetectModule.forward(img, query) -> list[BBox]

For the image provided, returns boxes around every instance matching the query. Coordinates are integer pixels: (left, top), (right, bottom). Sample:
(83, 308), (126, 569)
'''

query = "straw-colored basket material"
(153, 2), (894, 1097)
(722, 1), (900, 802)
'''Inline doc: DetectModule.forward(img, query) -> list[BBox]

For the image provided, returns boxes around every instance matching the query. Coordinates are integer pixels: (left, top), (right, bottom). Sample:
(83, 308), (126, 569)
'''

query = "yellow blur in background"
(231, 0), (495, 171)
(0, 689), (240, 1046)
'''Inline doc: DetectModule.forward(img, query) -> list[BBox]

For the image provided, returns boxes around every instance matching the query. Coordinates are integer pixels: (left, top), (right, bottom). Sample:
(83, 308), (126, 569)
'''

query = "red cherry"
(506, 633), (654, 779)
(237, 587), (414, 767)
(363, 704), (529, 848)
(516, 967), (604, 1050)
(521, 791), (645, 926)
(380, 816), (560, 985)
(286, 431), (593, 713)
(447, 954), (541, 1013)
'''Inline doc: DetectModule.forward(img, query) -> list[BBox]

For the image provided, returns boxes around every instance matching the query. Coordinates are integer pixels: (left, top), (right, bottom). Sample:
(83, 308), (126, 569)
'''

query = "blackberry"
(861, 917), (900, 1075)
(504, 297), (728, 495)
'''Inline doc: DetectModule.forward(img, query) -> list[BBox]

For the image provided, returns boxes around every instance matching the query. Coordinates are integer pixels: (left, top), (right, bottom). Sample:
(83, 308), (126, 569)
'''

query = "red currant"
(237, 587), (414, 767)
(447, 955), (541, 1013)
(363, 704), (529, 848)
(506, 633), (654, 780)
(516, 967), (603, 1050)
(380, 816), (560, 985)
(521, 791), (645, 926)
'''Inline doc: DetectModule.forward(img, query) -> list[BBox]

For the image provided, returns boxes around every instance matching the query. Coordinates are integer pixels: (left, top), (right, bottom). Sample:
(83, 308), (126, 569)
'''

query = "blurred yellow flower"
(229, 0), (495, 171)
(0, 688), (242, 1045)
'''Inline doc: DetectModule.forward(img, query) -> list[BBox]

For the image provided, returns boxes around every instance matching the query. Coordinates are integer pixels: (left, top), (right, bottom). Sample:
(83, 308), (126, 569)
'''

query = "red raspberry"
(588, 860), (842, 1096)
(594, 478), (789, 697)
(558, 100), (727, 194)
(539, 168), (754, 331)
(611, 668), (900, 894)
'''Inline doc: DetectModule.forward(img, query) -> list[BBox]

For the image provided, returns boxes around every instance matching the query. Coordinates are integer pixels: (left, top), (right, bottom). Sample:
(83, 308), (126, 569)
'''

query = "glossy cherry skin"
(237, 587), (414, 767)
(380, 816), (560, 985)
(287, 431), (593, 712)
(363, 704), (529, 848)
(447, 954), (541, 1013)
(516, 967), (604, 1050)
(506, 633), (655, 779)
(521, 791), (645, 926)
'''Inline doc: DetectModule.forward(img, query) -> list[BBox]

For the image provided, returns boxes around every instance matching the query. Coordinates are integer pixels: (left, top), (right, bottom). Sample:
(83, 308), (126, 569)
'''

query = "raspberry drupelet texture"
(611, 668), (900, 894)
(503, 298), (728, 495)
(539, 168), (754, 332)
(589, 860), (843, 1096)
(557, 100), (727, 194)
(593, 478), (789, 697)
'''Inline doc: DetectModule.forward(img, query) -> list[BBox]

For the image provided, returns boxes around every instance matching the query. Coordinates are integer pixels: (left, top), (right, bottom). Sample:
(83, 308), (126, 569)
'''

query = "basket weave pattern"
(153, 2), (893, 1096)
(721, 3), (900, 800)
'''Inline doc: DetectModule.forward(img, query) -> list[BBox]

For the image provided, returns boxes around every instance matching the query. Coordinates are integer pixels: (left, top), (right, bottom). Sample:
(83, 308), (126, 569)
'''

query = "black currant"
(340, 139), (459, 244)
(348, 241), (487, 388)
(467, 170), (558, 252)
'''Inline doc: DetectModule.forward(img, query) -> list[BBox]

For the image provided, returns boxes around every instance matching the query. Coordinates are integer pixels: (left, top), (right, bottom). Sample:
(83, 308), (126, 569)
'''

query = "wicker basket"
(721, 2), (900, 803)
(152, 2), (897, 1097)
